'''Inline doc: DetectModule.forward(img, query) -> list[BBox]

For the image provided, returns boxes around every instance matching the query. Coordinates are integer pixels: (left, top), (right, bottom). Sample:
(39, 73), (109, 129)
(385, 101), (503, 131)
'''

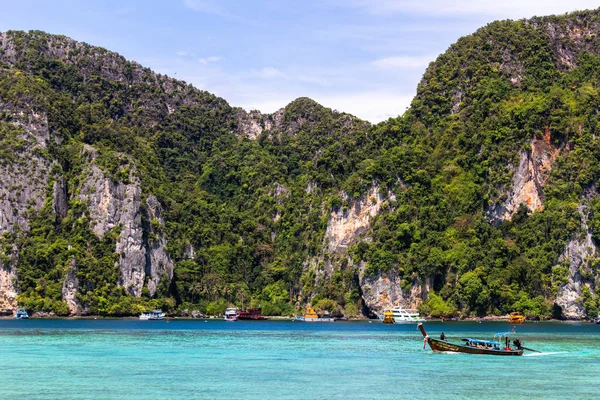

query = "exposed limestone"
(52, 178), (68, 220)
(489, 136), (559, 222)
(555, 204), (597, 319)
(144, 195), (174, 296)
(358, 261), (430, 314)
(0, 247), (18, 314)
(78, 145), (146, 296)
(0, 105), (52, 312)
(325, 185), (393, 253)
(62, 257), (80, 315)
(235, 108), (285, 138)
(184, 243), (196, 260)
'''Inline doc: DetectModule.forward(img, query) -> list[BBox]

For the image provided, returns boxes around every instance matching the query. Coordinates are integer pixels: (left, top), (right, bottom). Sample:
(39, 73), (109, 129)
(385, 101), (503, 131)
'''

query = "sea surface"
(0, 319), (598, 399)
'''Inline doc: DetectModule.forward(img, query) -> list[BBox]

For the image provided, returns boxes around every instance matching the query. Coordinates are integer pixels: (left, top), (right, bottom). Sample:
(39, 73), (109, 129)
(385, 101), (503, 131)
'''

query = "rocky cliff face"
(316, 184), (428, 314)
(0, 99), (53, 313)
(78, 145), (147, 297)
(358, 262), (431, 314)
(489, 135), (559, 222)
(61, 257), (80, 314)
(77, 146), (172, 301)
(555, 203), (597, 318)
(325, 185), (392, 253)
(144, 195), (174, 296)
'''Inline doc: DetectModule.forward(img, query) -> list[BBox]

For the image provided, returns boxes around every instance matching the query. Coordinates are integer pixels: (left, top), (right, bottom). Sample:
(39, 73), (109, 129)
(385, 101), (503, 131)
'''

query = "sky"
(1, 1), (600, 123)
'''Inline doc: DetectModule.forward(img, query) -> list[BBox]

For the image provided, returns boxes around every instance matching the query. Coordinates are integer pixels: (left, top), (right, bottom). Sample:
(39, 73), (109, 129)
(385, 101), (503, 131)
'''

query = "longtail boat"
(418, 323), (524, 356)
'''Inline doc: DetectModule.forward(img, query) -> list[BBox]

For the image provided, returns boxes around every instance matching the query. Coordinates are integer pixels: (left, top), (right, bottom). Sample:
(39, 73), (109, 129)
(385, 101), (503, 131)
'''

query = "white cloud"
(198, 56), (222, 64)
(235, 91), (414, 124)
(372, 56), (434, 69)
(257, 67), (285, 79)
(183, 0), (260, 25)
(176, 51), (192, 57)
(344, 0), (600, 19)
(312, 91), (414, 123)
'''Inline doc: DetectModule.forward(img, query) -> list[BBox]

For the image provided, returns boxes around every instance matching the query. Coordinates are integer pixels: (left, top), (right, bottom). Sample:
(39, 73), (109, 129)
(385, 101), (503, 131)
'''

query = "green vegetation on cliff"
(3, 9), (600, 318)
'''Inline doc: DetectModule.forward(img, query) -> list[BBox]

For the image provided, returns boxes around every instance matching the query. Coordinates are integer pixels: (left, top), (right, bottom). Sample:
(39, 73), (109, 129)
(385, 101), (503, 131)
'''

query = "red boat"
(236, 308), (266, 320)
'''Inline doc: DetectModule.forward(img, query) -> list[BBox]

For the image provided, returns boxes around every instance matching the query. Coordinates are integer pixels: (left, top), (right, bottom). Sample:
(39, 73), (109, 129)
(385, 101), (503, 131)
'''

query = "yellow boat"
(295, 307), (335, 322)
(508, 312), (525, 324)
(382, 310), (395, 324)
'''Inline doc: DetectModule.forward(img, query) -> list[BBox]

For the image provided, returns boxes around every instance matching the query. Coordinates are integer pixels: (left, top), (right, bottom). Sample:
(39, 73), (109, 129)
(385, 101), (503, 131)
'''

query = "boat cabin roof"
(461, 338), (500, 346)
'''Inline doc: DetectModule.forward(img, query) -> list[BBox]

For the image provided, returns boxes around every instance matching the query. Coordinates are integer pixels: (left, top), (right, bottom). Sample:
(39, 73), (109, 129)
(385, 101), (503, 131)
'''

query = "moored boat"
(508, 312), (525, 324)
(380, 310), (395, 324)
(139, 309), (166, 320)
(236, 308), (266, 320)
(295, 307), (335, 322)
(378, 306), (425, 323)
(224, 307), (238, 322)
(14, 308), (29, 319)
(418, 323), (526, 356)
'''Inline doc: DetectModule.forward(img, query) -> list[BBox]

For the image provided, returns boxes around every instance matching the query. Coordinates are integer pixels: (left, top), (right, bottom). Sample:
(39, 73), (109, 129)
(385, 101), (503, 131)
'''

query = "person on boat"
(440, 332), (446, 341)
(513, 339), (522, 350)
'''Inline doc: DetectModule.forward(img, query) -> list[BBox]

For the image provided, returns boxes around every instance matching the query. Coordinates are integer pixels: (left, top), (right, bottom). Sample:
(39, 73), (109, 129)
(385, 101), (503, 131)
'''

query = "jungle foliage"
(4, 10), (600, 318)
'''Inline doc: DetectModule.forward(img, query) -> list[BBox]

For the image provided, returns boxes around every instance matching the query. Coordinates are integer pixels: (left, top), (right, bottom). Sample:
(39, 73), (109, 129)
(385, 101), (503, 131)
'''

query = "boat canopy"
(461, 338), (500, 346)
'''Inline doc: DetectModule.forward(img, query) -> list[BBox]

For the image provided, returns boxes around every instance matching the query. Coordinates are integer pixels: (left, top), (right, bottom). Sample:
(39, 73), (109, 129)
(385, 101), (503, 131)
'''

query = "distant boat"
(224, 307), (238, 322)
(508, 312), (526, 324)
(295, 307), (335, 322)
(379, 310), (395, 324)
(14, 308), (29, 319)
(378, 306), (425, 323)
(418, 323), (532, 356)
(236, 308), (266, 320)
(139, 309), (166, 320)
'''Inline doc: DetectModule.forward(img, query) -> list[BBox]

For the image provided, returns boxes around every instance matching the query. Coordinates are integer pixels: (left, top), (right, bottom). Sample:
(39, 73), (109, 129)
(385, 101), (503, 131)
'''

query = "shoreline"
(0, 314), (595, 322)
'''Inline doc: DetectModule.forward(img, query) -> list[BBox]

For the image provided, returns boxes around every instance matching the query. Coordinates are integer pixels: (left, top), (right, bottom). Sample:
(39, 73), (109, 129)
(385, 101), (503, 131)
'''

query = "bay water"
(0, 319), (598, 399)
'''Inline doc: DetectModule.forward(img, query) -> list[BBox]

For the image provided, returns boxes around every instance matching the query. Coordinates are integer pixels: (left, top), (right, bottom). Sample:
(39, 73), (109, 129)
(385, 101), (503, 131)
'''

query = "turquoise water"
(1, 320), (599, 399)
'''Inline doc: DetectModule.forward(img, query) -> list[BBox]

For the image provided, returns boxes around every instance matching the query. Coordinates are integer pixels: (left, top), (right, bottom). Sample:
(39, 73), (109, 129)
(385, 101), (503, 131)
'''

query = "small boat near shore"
(295, 307), (335, 322)
(508, 312), (526, 324)
(418, 323), (533, 356)
(139, 309), (166, 320)
(14, 308), (29, 319)
(378, 306), (425, 323)
(236, 308), (266, 320)
(224, 307), (238, 322)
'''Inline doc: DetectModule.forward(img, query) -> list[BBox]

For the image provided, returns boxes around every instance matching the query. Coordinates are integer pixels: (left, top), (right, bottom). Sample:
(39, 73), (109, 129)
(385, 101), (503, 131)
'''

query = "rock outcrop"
(0, 102), (53, 313)
(77, 146), (173, 299)
(144, 195), (174, 296)
(555, 204), (597, 318)
(359, 262), (431, 314)
(325, 185), (393, 253)
(489, 135), (559, 222)
(78, 145), (147, 297)
(62, 257), (80, 315)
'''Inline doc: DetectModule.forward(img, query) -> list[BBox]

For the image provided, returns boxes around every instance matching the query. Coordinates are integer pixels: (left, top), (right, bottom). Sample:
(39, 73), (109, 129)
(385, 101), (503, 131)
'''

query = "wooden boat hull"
(427, 337), (523, 356)
(418, 323), (523, 356)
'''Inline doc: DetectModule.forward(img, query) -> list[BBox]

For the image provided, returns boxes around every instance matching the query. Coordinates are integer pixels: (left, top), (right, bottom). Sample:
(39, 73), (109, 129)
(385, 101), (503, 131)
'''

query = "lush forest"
(3, 9), (600, 318)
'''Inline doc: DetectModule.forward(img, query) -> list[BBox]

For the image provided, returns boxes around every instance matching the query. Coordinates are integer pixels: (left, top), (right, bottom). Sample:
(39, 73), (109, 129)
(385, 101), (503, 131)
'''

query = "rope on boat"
(423, 335), (429, 349)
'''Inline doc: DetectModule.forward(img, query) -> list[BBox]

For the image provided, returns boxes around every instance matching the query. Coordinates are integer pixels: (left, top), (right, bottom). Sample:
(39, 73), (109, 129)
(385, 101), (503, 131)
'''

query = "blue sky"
(1, 1), (599, 122)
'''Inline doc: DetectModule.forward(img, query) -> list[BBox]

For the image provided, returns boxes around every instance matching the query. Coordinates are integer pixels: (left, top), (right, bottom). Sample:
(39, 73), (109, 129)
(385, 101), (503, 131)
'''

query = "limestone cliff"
(0, 101), (53, 313)
(555, 203), (597, 318)
(77, 146), (172, 300)
(358, 262), (431, 314)
(144, 195), (174, 296)
(325, 185), (391, 254)
(78, 145), (146, 297)
(489, 135), (559, 222)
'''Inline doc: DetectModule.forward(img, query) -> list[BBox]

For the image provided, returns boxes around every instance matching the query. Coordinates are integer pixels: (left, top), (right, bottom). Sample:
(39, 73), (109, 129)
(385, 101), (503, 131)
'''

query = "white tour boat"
(139, 309), (166, 320)
(224, 307), (238, 321)
(378, 306), (425, 323)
